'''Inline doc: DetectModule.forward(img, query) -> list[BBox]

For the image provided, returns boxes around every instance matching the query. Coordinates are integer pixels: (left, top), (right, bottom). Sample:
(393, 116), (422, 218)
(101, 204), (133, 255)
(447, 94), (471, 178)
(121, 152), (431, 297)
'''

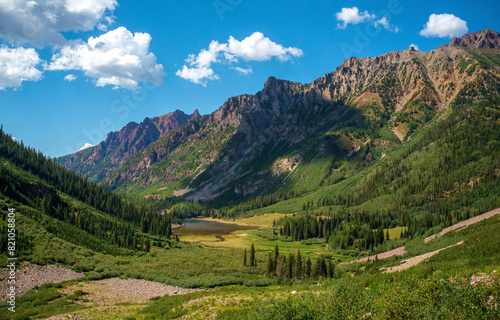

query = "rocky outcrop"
(272, 154), (302, 175)
(449, 29), (500, 49)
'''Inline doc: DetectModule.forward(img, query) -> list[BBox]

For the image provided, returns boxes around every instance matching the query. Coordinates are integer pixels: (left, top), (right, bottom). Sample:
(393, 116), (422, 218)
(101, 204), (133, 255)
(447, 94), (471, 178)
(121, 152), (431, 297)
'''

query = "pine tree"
(276, 256), (285, 278)
(312, 257), (321, 279)
(267, 253), (274, 276)
(273, 245), (279, 274)
(320, 256), (327, 278)
(294, 250), (302, 279)
(386, 229), (390, 241)
(286, 254), (293, 278)
(305, 257), (312, 279)
(250, 243), (256, 267)
(145, 238), (151, 252)
(243, 248), (247, 267)
(327, 259), (334, 279)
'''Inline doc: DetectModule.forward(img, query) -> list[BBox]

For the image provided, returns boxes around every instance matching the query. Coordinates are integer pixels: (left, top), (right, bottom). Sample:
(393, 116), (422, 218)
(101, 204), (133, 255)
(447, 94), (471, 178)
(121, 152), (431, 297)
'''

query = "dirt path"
(382, 241), (463, 273)
(424, 208), (500, 243)
(0, 263), (84, 301)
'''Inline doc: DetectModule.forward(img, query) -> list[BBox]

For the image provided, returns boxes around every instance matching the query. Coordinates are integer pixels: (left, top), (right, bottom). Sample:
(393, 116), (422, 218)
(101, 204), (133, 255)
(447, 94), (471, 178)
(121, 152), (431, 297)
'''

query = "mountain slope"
(61, 30), (500, 205)
(0, 128), (173, 261)
(57, 109), (200, 182)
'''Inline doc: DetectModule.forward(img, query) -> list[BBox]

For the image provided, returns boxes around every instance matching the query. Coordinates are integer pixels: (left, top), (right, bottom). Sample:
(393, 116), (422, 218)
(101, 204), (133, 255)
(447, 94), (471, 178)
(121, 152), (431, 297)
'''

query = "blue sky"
(1, 0), (499, 157)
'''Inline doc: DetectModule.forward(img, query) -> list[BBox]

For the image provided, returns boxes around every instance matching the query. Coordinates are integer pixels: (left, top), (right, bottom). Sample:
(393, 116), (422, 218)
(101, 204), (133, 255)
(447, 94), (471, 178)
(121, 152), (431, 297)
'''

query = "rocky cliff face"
(57, 109), (200, 181)
(61, 30), (500, 201)
(449, 29), (500, 49)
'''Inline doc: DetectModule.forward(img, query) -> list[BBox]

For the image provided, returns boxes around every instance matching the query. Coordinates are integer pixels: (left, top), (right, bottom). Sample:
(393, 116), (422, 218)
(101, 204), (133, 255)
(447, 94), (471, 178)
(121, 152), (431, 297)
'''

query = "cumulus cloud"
(0, 0), (117, 46)
(409, 43), (419, 50)
(0, 46), (42, 90)
(64, 74), (77, 81)
(78, 142), (94, 151)
(420, 14), (468, 38)
(335, 7), (375, 29)
(226, 32), (303, 62)
(231, 66), (253, 75)
(176, 32), (302, 85)
(46, 27), (165, 90)
(335, 7), (399, 32)
(176, 66), (219, 86)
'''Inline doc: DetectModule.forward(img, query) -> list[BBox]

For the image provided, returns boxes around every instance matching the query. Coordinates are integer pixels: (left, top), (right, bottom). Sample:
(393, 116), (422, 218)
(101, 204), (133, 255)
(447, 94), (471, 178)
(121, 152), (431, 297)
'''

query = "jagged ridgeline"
(57, 29), (500, 211)
(0, 128), (174, 259)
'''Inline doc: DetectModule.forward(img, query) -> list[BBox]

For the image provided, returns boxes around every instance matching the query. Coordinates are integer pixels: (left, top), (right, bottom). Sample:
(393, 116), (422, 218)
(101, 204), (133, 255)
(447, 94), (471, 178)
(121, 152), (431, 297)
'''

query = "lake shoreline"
(172, 218), (259, 237)
(196, 217), (260, 227)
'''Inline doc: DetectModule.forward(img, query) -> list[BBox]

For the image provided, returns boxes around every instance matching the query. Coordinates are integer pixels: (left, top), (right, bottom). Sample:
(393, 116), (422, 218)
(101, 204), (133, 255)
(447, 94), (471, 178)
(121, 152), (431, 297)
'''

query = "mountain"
(59, 30), (500, 205)
(57, 109), (200, 182)
(0, 127), (173, 259)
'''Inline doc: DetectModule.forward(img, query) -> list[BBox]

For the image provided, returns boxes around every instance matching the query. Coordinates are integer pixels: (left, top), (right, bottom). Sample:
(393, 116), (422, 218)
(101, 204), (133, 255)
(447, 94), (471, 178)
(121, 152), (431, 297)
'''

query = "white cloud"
(175, 66), (219, 86)
(335, 7), (399, 32)
(64, 74), (77, 81)
(0, 46), (42, 90)
(0, 0), (117, 46)
(409, 43), (419, 50)
(78, 142), (94, 151)
(176, 32), (302, 85)
(335, 7), (375, 29)
(231, 66), (253, 75)
(226, 32), (303, 62)
(420, 14), (468, 38)
(375, 17), (390, 29)
(46, 27), (165, 90)
(11, 136), (17, 142)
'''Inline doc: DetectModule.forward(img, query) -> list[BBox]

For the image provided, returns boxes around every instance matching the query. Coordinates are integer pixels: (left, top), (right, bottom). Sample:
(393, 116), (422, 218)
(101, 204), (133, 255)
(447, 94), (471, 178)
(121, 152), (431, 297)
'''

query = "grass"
(0, 284), (87, 320)
(234, 213), (294, 227)
(385, 226), (408, 240)
(379, 125), (401, 144)
(180, 228), (331, 259)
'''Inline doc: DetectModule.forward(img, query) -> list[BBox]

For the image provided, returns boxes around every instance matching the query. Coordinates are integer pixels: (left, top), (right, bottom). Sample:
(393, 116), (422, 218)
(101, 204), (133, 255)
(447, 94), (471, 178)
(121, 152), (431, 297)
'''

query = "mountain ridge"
(57, 109), (200, 182)
(58, 29), (500, 203)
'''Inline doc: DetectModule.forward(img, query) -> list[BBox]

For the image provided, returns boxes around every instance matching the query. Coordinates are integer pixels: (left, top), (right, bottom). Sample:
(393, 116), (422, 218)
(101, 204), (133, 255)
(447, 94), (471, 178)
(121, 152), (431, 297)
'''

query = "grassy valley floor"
(1, 210), (499, 319)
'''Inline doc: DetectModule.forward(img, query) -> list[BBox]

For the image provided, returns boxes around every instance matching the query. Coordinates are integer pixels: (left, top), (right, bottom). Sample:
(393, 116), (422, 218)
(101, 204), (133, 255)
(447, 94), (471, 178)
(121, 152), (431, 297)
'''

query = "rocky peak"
(58, 109), (200, 181)
(264, 76), (279, 88)
(449, 29), (500, 49)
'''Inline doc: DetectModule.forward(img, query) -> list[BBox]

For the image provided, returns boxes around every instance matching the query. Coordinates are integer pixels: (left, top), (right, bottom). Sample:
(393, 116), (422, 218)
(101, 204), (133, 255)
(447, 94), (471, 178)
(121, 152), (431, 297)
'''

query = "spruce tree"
(250, 243), (256, 267)
(243, 248), (247, 267)
(295, 250), (302, 279)
(327, 259), (334, 279)
(320, 256), (327, 278)
(312, 257), (321, 279)
(267, 253), (274, 276)
(276, 256), (284, 278)
(273, 245), (279, 274)
(286, 254), (293, 278)
(305, 257), (312, 279)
